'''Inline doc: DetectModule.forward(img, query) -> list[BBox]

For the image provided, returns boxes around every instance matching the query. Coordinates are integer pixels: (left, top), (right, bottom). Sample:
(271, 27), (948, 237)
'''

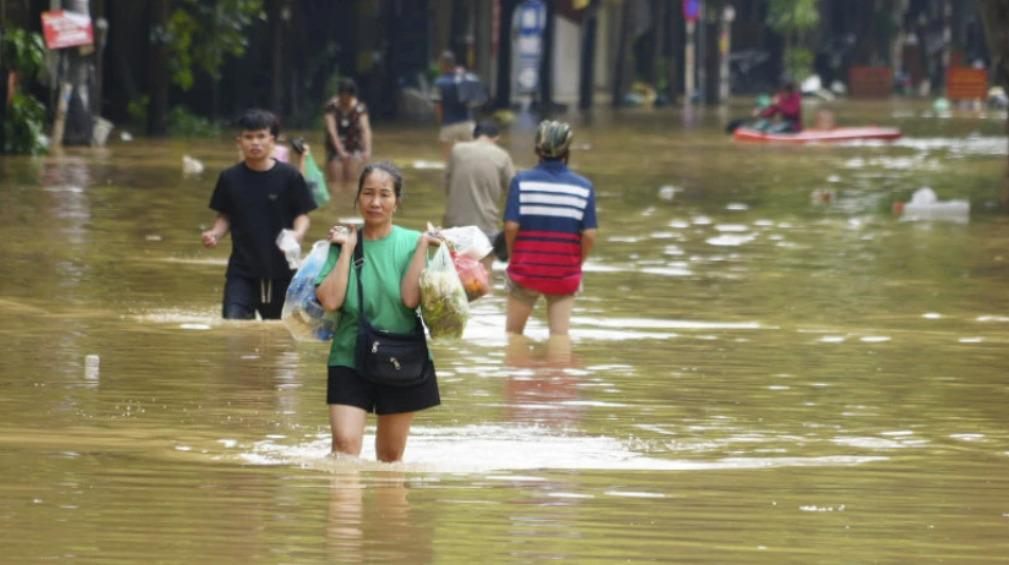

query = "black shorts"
(222, 275), (291, 320)
(327, 365), (441, 415)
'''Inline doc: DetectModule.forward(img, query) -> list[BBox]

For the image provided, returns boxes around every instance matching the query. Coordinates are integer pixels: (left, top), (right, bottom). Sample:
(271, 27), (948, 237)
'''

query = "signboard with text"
(41, 10), (94, 50)
(946, 68), (988, 101)
(513, 0), (546, 94)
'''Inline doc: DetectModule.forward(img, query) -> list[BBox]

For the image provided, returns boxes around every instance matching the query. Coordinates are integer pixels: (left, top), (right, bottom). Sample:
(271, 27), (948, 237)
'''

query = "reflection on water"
(2, 101), (1009, 562)
(326, 471), (434, 564)
(502, 335), (583, 427)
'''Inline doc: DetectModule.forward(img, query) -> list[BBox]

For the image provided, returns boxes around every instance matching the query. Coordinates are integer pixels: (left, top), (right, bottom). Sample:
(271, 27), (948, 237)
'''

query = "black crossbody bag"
(352, 230), (432, 386)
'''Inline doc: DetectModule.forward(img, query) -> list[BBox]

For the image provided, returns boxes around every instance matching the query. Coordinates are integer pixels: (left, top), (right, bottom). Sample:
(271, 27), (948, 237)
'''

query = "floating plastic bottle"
(895, 187), (969, 224)
(84, 354), (100, 380)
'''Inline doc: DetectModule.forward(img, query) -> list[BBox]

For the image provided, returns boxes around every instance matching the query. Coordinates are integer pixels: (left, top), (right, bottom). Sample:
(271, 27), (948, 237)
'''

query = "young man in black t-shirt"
(201, 109), (317, 319)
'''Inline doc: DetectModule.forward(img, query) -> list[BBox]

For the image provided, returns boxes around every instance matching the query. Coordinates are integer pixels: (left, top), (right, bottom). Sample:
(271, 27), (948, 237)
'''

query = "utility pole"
(0, 0), (6, 153)
(683, 0), (699, 103)
(941, 0), (952, 96)
(578, 3), (598, 110)
(685, 20), (696, 101)
(718, 5), (734, 104)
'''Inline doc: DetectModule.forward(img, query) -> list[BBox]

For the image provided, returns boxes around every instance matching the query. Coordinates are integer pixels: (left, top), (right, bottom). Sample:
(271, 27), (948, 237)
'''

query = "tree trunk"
(269, 0), (285, 115)
(1, 0), (7, 152)
(979, 0), (1009, 86)
(978, 0), (1009, 205)
(93, 0), (106, 118)
(612, 0), (635, 107)
(578, 4), (599, 110)
(538, 0), (554, 110)
(890, 0), (909, 81)
(147, 0), (170, 136)
(666, 0), (680, 103)
(650, 0), (663, 91)
(495, 0), (521, 109)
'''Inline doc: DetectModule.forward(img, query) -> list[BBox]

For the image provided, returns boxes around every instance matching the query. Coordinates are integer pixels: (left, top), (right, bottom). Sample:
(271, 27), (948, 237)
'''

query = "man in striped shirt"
(503, 120), (598, 336)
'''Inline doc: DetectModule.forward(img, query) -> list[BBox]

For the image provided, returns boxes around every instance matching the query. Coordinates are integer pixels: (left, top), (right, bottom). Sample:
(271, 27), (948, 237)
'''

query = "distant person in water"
(431, 50), (476, 163)
(323, 78), (372, 186)
(754, 81), (803, 133)
(444, 121), (515, 275)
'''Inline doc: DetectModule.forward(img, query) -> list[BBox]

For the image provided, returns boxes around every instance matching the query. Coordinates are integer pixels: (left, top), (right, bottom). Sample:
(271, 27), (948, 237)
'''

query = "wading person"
(503, 120), (597, 337)
(431, 50), (476, 163)
(315, 163), (442, 462)
(443, 121), (515, 274)
(202, 108), (316, 320)
(753, 80), (803, 133)
(323, 78), (372, 186)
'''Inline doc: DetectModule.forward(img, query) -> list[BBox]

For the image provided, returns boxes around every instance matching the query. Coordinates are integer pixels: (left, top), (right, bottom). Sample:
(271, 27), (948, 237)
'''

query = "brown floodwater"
(1, 98), (1008, 563)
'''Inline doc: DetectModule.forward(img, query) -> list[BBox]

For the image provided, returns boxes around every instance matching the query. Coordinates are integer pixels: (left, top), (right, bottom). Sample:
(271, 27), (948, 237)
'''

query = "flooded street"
(2, 99), (1008, 563)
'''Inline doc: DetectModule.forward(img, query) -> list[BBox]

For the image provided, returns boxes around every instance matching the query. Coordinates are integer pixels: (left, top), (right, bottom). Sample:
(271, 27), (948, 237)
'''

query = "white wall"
(552, 16), (582, 103)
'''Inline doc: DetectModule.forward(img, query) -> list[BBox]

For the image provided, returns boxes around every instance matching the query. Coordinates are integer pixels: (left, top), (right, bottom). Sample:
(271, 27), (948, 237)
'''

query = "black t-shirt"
(209, 160), (317, 279)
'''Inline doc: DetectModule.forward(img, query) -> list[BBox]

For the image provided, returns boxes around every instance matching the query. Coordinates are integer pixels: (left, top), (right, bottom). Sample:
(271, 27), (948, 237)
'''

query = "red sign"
(41, 10), (94, 50)
(946, 68), (988, 101)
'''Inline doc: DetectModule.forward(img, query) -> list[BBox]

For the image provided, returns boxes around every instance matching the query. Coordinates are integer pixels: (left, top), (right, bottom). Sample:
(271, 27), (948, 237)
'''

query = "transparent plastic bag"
(419, 243), (469, 339)
(428, 224), (493, 262)
(452, 250), (489, 302)
(282, 240), (339, 341)
(276, 229), (302, 270)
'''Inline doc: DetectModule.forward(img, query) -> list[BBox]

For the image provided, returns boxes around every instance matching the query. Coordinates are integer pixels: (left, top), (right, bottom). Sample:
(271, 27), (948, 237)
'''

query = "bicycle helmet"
(534, 120), (573, 159)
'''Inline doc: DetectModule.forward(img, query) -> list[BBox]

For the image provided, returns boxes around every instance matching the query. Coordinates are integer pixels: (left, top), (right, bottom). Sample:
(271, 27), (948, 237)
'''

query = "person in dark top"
(201, 109), (317, 320)
(431, 50), (476, 163)
(323, 78), (372, 186)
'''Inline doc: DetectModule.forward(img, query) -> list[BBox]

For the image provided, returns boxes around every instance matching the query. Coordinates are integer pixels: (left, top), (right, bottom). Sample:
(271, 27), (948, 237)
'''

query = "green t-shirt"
(315, 226), (423, 368)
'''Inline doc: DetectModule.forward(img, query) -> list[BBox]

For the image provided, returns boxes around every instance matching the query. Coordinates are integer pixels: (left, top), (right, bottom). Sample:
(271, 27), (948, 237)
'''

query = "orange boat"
(733, 126), (902, 143)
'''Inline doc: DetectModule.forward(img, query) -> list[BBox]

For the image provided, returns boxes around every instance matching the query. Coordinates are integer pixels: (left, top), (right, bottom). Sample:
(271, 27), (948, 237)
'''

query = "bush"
(1, 28), (48, 155)
(785, 48), (816, 82)
(127, 96), (149, 126)
(168, 106), (220, 138)
(3, 92), (48, 155)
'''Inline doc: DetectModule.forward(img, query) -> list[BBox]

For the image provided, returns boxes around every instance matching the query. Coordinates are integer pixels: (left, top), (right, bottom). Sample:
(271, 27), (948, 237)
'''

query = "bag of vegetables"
(420, 243), (469, 339)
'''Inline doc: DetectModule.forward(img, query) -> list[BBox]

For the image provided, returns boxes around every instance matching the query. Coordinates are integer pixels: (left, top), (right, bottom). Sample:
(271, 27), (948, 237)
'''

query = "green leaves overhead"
(1, 28), (47, 77)
(766, 0), (821, 36)
(165, 0), (264, 91)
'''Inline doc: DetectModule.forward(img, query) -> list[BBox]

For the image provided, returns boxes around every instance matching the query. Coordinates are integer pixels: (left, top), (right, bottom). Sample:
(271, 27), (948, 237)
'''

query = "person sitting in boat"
(753, 81), (803, 133)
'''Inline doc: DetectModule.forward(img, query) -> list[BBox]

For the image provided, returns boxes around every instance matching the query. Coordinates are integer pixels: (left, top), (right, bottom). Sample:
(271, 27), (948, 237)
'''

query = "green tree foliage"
(1, 28), (46, 76)
(164, 0), (264, 91)
(766, 0), (820, 80)
(1, 28), (48, 155)
(766, 0), (820, 37)
(4, 93), (47, 155)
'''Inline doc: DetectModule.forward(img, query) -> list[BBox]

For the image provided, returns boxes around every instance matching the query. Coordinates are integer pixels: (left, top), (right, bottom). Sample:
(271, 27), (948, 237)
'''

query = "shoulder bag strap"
(352, 228), (425, 338)
(352, 228), (367, 322)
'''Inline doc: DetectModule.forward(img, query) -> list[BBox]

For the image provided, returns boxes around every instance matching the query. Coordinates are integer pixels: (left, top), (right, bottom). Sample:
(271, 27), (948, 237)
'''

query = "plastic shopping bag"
(428, 224), (493, 262)
(282, 240), (339, 341)
(452, 250), (489, 302)
(304, 153), (330, 207)
(276, 229), (302, 270)
(419, 243), (469, 339)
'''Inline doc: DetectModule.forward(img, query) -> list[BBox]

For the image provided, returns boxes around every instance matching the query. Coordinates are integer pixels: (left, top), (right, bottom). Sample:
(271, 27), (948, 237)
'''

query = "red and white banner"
(41, 10), (94, 50)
